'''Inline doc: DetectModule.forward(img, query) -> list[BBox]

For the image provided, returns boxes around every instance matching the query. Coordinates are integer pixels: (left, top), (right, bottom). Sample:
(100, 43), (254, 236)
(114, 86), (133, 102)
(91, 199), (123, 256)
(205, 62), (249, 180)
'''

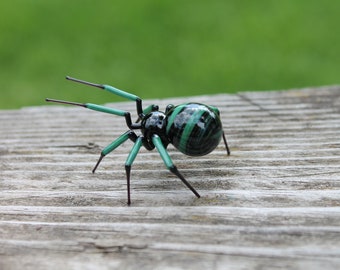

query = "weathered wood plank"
(1, 86), (340, 269)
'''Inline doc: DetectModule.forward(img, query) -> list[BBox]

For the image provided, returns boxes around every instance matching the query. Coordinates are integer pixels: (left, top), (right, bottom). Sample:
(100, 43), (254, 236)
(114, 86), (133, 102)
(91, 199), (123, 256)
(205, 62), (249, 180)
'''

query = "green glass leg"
(92, 131), (132, 173)
(152, 135), (200, 198)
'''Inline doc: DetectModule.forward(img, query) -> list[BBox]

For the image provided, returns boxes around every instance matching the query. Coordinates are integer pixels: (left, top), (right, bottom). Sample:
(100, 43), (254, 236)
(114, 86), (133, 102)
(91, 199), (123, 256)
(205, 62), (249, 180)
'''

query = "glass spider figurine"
(46, 76), (230, 205)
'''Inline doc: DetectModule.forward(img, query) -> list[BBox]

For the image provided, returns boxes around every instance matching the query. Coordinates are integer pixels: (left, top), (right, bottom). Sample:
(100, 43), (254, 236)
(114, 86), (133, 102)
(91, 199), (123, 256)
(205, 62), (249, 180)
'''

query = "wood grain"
(1, 86), (340, 269)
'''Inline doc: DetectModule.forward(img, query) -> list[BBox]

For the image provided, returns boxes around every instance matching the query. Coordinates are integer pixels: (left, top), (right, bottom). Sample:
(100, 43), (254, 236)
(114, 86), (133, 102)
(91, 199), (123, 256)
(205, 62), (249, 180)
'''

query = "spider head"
(141, 111), (169, 149)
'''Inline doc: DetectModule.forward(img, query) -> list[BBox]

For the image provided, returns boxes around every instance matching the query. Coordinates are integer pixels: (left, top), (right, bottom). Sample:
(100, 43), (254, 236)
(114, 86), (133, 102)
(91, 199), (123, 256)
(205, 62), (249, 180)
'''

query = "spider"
(46, 76), (230, 205)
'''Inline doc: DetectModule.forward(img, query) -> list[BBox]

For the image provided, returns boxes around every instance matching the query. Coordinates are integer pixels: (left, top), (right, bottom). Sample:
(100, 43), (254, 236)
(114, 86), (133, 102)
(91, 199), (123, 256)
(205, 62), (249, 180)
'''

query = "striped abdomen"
(165, 103), (222, 156)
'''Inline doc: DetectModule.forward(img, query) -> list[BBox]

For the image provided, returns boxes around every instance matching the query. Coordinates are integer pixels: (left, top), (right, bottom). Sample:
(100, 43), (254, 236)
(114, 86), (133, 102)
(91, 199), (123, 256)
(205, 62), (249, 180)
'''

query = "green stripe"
(178, 109), (205, 153)
(166, 104), (187, 134)
(208, 105), (220, 116)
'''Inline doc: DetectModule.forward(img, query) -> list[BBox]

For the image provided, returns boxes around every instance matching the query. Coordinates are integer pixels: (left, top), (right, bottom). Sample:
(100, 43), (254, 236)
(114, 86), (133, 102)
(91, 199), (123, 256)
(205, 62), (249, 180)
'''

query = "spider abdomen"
(166, 103), (223, 156)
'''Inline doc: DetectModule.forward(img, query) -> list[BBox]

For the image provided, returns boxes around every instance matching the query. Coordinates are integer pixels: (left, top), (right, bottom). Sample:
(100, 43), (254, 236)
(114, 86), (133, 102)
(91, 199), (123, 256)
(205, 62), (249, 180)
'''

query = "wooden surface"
(1, 86), (340, 269)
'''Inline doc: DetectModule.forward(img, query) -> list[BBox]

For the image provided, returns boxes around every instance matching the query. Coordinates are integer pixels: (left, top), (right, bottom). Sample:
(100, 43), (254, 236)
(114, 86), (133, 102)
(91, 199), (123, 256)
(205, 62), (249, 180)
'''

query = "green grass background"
(1, 0), (339, 109)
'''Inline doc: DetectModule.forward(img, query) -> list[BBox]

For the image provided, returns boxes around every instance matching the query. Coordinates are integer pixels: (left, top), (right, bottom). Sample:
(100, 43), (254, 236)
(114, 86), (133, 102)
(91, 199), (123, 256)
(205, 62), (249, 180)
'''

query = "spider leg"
(92, 131), (137, 173)
(66, 76), (145, 119)
(222, 131), (231, 155)
(135, 104), (159, 122)
(124, 136), (143, 205)
(208, 105), (231, 155)
(45, 99), (141, 129)
(151, 135), (200, 198)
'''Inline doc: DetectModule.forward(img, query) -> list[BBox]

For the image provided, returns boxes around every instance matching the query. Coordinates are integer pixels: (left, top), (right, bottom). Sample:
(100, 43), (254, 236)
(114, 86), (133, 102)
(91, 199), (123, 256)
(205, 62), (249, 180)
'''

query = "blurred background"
(1, 0), (339, 109)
